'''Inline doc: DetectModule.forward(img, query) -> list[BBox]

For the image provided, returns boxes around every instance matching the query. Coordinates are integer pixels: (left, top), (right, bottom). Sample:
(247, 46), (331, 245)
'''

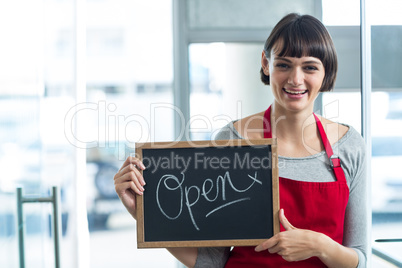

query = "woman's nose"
(288, 68), (304, 86)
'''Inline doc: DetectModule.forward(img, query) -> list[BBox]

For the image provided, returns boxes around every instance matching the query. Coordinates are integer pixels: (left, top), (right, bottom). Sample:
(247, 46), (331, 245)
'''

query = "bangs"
(273, 25), (328, 62)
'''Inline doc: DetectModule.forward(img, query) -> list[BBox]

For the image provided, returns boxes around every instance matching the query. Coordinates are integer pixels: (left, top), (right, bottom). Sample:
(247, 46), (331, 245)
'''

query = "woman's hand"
(114, 156), (146, 220)
(254, 209), (322, 262)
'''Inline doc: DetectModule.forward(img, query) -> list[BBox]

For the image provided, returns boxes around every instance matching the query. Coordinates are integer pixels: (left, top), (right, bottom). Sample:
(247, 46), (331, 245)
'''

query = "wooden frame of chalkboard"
(135, 139), (279, 248)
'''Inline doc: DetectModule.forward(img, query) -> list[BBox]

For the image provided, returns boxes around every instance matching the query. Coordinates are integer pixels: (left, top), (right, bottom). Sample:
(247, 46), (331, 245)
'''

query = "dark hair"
(260, 13), (338, 92)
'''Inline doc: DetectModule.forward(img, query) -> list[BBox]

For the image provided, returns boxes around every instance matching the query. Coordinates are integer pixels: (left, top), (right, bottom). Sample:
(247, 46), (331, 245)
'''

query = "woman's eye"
(275, 63), (289, 69)
(304, 66), (318, 71)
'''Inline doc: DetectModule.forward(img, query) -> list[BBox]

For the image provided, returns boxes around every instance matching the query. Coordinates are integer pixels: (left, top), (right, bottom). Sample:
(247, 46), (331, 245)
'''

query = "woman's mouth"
(282, 88), (308, 99)
(283, 88), (308, 95)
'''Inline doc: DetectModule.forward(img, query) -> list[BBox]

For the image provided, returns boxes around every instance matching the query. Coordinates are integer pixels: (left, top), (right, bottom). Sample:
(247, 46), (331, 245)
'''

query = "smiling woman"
(114, 12), (367, 268)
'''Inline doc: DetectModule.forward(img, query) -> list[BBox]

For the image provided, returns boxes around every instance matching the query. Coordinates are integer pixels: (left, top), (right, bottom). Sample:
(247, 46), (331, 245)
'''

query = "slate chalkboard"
(135, 139), (279, 248)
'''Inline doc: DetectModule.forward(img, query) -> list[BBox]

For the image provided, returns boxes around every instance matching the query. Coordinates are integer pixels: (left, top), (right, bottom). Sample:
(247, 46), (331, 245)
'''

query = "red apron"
(225, 106), (349, 268)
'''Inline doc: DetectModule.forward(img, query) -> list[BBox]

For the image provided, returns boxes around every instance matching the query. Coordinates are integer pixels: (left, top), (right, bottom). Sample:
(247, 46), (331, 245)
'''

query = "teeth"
(284, 89), (307, 95)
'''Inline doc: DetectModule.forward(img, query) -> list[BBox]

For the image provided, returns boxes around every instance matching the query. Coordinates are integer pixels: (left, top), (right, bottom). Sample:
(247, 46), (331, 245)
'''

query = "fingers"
(255, 236), (278, 252)
(119, 156), (146, 173)
(119, 163), (146, 185)
(115, 181), (137, 196)
(255, 209), (296, 253)
(279, 209), (295, 231)
(114, 156), (146, 196)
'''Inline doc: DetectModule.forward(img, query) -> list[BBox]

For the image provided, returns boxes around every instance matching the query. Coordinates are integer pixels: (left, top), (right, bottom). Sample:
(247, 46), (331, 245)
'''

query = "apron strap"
(313, 114), (347, 183)
(263, 106), (346, 183)
(263, 106), (272, 139)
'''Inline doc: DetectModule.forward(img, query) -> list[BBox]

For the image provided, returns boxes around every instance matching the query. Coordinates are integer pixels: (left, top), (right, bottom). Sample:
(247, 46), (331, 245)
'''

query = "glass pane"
(188, 42), (274, 140)
(369, 0), (402, 265)
(372, 26), (402, 89)
(322, 0), (360, 26)
(85, 0), (177, 267)
(0, 0), (74, 266)
(319, 0), (362, 130)
(0, 191), (18, 267)
(42, 1), (76, 267)
(321, 93), (361, 133)
(327, 26), (360, 90)
(187, 0), (319, 30)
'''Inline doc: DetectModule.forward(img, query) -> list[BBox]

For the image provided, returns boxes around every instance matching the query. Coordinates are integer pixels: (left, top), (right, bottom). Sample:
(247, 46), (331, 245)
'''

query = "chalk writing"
(156, 171), (262, 231)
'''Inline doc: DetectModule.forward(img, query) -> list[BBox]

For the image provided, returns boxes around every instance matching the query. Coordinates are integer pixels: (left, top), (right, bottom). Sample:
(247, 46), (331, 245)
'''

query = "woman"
(114, 13), (367, 268)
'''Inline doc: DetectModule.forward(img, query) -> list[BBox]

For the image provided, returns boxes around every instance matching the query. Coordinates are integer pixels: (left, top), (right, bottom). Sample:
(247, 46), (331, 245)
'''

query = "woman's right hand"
(114, 156), (146, 220)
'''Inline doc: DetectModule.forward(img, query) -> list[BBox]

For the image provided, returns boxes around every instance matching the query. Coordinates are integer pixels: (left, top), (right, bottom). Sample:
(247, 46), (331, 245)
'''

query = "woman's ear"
(261, 51), (270, 76)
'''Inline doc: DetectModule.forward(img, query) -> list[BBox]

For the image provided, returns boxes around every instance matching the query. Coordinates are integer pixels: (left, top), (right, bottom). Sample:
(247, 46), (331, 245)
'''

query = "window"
(84, 1), (176, 267)
(0, 0), (177, 267)
(368, 2), (402, 264)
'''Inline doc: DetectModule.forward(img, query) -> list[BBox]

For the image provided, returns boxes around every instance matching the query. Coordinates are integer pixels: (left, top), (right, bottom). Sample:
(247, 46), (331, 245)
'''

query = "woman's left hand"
(254, 208), (323, 262)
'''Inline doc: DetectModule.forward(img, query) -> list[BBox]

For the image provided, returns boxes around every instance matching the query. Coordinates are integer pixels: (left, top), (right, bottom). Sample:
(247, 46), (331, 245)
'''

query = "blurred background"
(0, 0), (401, 267)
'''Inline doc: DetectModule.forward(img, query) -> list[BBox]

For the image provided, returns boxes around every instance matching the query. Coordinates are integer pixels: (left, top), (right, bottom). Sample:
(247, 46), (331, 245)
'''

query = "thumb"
(279, 208), (295, 230)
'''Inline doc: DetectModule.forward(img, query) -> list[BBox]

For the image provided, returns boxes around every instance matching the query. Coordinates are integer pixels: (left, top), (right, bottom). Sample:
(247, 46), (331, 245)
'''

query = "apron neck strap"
(263, 105), (346, 182)
(313, 113), (335, 161)
(263, 106), (272, 139)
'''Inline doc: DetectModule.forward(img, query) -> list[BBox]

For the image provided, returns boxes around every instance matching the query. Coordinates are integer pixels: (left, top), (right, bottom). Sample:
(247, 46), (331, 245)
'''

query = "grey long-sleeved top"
(194, 121), (367, 268)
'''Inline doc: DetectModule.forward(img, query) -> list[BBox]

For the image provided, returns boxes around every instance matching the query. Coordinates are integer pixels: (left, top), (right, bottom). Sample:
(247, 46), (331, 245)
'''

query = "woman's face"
(261, 49), (325, 114)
